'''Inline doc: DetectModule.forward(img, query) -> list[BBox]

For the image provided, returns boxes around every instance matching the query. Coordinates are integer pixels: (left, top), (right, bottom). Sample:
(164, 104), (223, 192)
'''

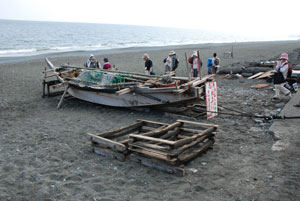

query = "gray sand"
(1, 40), (300, 201)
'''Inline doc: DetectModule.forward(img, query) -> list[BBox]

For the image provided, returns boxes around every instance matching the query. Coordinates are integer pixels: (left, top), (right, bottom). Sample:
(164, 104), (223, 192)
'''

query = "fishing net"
(77, 70), (129, 85)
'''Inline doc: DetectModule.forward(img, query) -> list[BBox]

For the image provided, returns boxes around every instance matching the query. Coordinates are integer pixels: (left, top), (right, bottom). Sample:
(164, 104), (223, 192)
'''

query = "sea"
(0, 19), (296, 58)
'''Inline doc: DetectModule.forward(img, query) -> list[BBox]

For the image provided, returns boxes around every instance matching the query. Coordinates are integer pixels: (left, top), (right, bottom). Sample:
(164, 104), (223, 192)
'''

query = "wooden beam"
(129, 134), (175, 145)
(116, 88), (132, 96)
(173, 127), (215, 148)
(94, 121), (143, 138)
(140, 122), (183, 137)
(87, 133), (127, 152)
(92, 146), (126, 162)
(170, 133), (212, 157)
(177, 119), (219, 128)
(128, 154), (185, 176)
(179, 139), (214, 164)
(247, 72), (264, 79)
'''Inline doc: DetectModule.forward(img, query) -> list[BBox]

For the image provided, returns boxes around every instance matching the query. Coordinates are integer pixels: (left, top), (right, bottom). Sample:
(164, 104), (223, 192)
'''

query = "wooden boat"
(43, 58), (214, 108)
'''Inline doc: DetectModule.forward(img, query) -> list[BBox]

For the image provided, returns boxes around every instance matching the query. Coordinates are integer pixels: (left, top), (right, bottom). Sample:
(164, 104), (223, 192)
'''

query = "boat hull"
(68, 86), (202, 107)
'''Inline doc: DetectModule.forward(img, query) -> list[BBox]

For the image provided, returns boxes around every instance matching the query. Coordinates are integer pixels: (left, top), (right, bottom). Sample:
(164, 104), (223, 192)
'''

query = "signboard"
(205, 81), (218, 120)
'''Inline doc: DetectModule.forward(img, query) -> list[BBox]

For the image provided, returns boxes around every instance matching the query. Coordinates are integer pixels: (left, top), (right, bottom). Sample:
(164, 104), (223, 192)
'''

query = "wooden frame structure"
(87, 119), (218, 176)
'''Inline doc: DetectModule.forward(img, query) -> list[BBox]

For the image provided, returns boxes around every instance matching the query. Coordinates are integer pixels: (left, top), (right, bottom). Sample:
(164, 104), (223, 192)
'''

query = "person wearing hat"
(143, 53), (154, 75)
(85, 54), (101, 69)
(273, 53), (292, 99)
(191, 51), (202, 79)
(164, 50), (179, 74)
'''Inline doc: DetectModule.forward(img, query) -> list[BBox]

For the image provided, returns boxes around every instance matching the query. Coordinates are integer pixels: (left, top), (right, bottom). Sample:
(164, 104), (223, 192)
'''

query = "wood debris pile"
(87, 119), (218, 176)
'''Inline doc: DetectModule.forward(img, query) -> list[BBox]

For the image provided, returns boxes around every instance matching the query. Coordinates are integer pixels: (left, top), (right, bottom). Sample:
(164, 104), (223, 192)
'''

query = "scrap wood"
(87, 133), (127, 152)
(92, 145), (126, 162)
(255, 70), (274, 79)
(247, 72), (264, 79)
(251, 83), (269, 89)
(128, 154), (185, 176)
(178, 139), (214, 164)
(87, 119), (218, 176)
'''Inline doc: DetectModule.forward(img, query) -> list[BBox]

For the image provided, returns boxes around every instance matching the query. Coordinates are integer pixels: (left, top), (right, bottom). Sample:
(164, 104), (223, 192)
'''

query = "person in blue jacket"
(207, 58), (213, 74)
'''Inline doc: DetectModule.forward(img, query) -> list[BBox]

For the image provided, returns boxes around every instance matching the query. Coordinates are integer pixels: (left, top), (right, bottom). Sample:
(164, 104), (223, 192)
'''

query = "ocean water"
(0, 19), (276, 57)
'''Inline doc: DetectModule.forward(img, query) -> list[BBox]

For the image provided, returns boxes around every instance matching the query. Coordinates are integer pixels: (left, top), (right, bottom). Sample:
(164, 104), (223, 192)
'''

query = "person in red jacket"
(103, 58), (112, 70)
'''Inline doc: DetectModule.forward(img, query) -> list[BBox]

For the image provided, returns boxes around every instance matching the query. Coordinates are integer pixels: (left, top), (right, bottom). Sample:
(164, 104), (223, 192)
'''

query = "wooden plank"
(92, 146), (126, 162)
(247, 72), (264, 79)
(173, 127), (215, 148)
(179, 139), (214, 164)
(160, 127), (180, 139)
(87, 133), (127, 152)
(128, 146), (177, 164)
(128, 154), (185, 176)
(116, 88), (132, 96)
(255, 70), (274, 79)
(129, 134), (176, 145)
(250, 83), (269, 89)
(170, 133), (212, 157)
(94, 121), (143, 138)
(177, 119), (219, 128)
(131, 142), (170, 151)
(140, 122), (183, 137)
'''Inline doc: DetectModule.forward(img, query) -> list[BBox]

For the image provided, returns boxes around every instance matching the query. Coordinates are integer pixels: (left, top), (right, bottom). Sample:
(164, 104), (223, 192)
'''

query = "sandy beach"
(1, 40), (300, 201)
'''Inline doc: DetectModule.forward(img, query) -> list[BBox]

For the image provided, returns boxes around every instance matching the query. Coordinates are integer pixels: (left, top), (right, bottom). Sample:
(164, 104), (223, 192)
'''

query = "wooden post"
(57, 85), (69, 109)
(185, 52), (191, 80)
(197, 50), (202, 79)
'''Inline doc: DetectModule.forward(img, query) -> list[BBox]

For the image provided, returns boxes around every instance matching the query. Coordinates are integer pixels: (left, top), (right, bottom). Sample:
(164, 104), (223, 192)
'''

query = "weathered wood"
(116, 88), (132, 96)
(138, 126), (162, 133)
(173, 127), (215, 148)
(130, 141), (170, 151)
(192, 75), (215, 87)
(139, 122), (183, 137)
(255, 70), (274, 79)
(160, 127), (180, 139)
(179, 139), (214, 164)
(57, 85), (69, 109)
(87, 133), (127, 152)
(128, 154), (185, 176)
(129, 134), (175, 145)
(96, 121), (143, 138)
(93, 146), (126, 162)
(177, 119), (219, 128)
(250, 83), (269, 89)
(247, 72), (264, 79)
(170, 133), (212, 157)
(173, 87), (189, 94)
(128, 145), (176, 163)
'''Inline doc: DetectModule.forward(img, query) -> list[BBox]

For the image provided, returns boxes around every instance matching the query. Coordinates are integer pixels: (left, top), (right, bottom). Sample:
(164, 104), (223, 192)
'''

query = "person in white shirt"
(273, 53), (291, 99)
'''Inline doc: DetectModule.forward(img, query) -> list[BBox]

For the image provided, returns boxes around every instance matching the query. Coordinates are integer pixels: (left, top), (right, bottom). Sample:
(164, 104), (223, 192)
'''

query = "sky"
(1, 0), (300, 39)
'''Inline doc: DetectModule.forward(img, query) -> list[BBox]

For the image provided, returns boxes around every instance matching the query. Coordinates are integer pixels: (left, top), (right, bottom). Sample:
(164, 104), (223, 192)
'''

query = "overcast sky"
(1, 0), (300, 39)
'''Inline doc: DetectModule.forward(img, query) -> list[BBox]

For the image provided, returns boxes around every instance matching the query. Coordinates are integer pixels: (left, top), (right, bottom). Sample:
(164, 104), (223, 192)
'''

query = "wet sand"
(1, 40), (300, 201)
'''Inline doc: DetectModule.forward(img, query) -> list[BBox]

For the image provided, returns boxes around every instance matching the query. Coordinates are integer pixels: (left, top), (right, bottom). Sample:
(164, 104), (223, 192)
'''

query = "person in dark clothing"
(143, 53), (154, 75)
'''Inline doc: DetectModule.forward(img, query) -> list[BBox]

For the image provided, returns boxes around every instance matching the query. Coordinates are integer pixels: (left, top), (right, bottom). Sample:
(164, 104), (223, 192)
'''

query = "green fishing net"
(77, 70), (129, 85)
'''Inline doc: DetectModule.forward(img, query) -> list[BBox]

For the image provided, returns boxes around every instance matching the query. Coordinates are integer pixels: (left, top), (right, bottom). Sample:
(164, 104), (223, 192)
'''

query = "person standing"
(206, 58), (213, 74)
(143, 53), (154, 75)
(103, 58), (112, 70)
(192, 51), (200, 79)
(164, 50), (179, 74)
(85, 54), (100, 69)
(211, 53), (220, 74)
(273, 53), (292, 99)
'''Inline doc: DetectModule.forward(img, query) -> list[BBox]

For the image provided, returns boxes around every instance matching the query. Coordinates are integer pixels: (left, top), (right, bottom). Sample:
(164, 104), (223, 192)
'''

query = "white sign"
(205, 81), (218, 120)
